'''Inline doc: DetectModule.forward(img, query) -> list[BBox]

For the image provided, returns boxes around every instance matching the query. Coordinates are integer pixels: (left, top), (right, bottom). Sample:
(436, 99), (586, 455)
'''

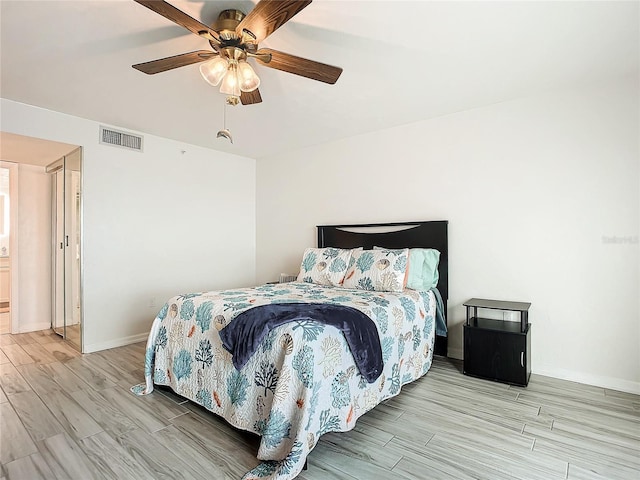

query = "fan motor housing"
(213, 9), (246, 41)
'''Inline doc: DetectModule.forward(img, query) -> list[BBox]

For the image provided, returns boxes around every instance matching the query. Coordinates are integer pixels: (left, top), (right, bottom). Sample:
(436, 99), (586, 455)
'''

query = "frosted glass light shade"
(199, 57), (228, 86)
(219, 63), (240, 97)
(238, 61), (260, 92)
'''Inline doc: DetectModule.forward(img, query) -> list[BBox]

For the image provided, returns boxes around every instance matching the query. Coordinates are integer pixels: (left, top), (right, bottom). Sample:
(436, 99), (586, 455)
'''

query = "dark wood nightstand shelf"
(463, 298), (531, 387)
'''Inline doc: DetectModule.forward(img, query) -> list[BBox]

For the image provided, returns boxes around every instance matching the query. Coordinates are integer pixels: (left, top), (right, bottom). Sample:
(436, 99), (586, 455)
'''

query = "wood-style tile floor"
(0, 329), (638, 480)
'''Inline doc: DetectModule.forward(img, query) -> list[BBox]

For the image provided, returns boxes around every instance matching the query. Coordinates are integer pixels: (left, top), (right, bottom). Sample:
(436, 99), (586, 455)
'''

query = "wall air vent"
(99, 126), (143, 152)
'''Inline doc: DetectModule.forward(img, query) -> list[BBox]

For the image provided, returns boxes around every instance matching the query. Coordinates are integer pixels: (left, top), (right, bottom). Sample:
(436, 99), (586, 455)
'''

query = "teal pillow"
(406, 248), (440, 291)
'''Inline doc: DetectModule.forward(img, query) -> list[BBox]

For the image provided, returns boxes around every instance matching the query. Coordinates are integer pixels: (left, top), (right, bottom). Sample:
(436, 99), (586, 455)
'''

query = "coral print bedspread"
(133, 282), (436, 480)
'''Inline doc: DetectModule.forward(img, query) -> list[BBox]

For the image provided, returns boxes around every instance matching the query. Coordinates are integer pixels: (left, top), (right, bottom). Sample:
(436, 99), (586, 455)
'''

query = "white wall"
(17, 164), (51, 332)
(256, 76), (639, 394)
(3, 76), (637, 393)
(1, 99), (256, 352)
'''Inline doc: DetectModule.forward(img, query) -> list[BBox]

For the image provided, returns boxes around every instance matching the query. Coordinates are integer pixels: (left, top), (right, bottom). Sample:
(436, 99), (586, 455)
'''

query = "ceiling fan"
(132, 0), (343, 105)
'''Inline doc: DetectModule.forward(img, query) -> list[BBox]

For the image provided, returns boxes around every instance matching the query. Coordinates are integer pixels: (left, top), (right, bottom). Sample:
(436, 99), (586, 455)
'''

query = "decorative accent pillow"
(296, 247), (353, 286)
(343, 248), (409, 292)
(373, 247), (440, 291)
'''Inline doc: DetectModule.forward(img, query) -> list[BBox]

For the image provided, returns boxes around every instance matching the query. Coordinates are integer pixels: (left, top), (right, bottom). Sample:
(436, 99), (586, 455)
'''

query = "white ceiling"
(1, 0), (638, 160)
(0, 132), (79, 167)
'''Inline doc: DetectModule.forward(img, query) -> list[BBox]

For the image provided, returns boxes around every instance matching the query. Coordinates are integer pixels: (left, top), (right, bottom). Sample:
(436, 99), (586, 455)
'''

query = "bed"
(133, 220), (448, 480)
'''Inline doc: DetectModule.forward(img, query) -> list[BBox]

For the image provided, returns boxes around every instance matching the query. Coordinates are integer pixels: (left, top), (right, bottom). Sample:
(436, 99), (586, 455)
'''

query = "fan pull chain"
(217, 97), (233, 143)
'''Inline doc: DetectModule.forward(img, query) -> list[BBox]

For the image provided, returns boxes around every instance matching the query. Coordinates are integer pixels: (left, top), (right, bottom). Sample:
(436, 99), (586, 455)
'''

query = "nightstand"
(463, 298), (531, 387)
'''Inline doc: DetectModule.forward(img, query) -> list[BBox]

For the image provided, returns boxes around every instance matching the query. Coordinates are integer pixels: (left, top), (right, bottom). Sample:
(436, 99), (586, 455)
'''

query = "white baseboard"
(84, 332), (149, 354)
(83, 335), (640, 394)
(533, 366), (640, 395)
(446, 345), (638, 394)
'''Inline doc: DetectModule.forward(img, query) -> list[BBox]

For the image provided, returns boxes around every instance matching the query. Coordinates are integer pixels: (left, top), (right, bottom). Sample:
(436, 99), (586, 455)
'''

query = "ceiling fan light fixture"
(199, 56), (228, 86)
(237, 60), (260, 92)
(133, 0), (342, 106)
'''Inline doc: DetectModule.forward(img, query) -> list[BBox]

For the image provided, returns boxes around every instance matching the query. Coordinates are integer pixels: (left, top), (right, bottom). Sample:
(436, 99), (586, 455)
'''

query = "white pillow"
(343, 248), (409, 292)
(296, 247), (353, 286)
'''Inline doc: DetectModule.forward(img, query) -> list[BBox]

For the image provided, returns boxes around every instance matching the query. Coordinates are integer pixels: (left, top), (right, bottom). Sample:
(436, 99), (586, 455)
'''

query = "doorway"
(0, 133), (81, 348)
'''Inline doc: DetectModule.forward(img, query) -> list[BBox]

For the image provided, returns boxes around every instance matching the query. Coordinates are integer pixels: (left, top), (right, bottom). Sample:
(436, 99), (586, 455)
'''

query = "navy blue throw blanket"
(219, 303), (383, 383)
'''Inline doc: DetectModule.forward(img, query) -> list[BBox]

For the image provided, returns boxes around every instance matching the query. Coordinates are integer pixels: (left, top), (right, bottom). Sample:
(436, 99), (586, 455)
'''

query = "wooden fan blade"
(240, 89), (263, 105)
(256, 49), (342, 84)
(132, 50), (216, 75)
(235, 0), (311, 43)
(134, 0), (220, 44)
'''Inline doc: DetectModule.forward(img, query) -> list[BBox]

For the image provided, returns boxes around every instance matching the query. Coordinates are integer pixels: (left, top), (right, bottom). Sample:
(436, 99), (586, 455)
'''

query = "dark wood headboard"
(317, 220), (448, 357)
